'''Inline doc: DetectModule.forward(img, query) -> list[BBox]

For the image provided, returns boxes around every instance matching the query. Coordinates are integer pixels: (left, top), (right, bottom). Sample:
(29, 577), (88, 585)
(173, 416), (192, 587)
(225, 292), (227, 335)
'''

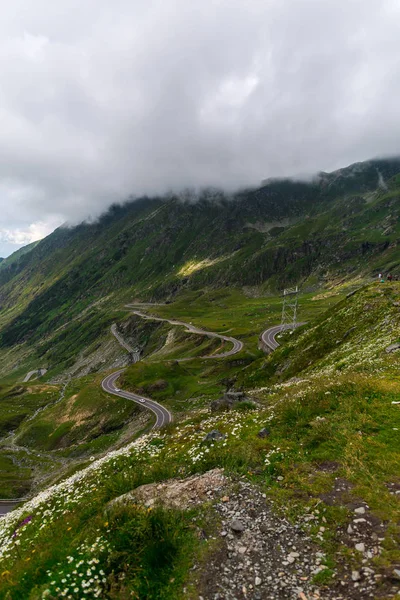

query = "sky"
(1, 0), (400, 257)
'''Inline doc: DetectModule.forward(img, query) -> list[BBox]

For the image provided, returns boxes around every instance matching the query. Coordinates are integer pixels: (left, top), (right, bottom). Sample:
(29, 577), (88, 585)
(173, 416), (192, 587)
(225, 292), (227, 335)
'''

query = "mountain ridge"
(0, 157), (399, 364)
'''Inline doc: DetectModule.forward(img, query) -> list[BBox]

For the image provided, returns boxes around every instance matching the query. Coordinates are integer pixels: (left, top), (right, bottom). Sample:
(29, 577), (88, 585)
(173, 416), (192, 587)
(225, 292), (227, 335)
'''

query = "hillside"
(0, 158), (399, 598)
(0, 157), (399, 378)
(0, 241), (39, 272)
(0, 282), (399, 599)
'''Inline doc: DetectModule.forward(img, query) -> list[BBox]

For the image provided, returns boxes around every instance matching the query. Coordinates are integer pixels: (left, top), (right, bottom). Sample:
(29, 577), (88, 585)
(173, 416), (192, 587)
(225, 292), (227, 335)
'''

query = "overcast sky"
(0, 0), (400, 256)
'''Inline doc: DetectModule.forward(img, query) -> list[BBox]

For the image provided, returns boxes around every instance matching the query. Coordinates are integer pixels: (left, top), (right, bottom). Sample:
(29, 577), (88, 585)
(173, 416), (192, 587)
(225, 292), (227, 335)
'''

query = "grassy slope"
(0, 305), (251, 498)
(0, 283), (399, 599)
(0, 157), (399, 595)
(0, 158), (399, 380)
(0, 241), (39, 272)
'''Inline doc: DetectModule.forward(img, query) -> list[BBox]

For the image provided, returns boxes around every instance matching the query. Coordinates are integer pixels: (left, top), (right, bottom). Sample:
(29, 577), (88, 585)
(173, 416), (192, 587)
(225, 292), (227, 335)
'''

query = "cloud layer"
(0, 0), (400, 254)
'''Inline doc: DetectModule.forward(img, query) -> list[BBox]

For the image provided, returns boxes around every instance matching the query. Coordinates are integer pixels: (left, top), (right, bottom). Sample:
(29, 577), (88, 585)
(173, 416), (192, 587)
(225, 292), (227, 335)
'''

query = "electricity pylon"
(281, 286), (299, 329)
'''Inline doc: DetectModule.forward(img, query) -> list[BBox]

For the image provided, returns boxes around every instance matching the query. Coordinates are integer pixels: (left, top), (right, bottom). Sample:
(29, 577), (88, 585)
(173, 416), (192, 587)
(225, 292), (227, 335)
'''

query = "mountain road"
(101, 369), (172, 428)
(260, 322), (306, 352)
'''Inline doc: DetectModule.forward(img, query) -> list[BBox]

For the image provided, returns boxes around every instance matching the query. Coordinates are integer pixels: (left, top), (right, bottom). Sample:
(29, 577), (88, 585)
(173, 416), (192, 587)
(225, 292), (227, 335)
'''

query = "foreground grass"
(0, 283), (399, 598)
(1, 366), (399, 598)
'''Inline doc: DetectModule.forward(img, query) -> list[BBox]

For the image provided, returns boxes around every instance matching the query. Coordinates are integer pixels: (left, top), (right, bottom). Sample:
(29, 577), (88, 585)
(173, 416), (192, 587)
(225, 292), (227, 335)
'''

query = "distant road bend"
(126, 308), (244, 358)
(260, 322), (306, 352)
(0, 500), (24, 516)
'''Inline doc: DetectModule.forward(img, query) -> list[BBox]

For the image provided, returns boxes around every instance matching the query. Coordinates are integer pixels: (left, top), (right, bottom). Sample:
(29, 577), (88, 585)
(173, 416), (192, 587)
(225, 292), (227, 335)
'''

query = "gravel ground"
(196, 478), (399, 600)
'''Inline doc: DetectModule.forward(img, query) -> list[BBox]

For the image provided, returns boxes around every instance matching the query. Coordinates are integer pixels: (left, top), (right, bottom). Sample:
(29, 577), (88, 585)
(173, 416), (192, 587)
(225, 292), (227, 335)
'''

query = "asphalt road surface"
(101, 369), (172, 428)
(0, 500), (24, 516)
(127, 309), (244, 358)
(260, 322), (306, 352)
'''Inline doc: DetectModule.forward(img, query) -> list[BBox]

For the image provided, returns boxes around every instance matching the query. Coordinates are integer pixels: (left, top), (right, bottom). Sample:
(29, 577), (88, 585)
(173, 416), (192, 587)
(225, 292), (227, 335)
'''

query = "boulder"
(108, 468), (226, 510)
(230, 519), (245, 533)
(203, 430), (226, 442)
(210, 389), (250, 412)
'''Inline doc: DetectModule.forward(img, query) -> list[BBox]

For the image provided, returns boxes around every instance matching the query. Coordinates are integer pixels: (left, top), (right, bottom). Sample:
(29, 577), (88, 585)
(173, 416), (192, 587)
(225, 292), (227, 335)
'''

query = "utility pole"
(281, 286), (299, 330)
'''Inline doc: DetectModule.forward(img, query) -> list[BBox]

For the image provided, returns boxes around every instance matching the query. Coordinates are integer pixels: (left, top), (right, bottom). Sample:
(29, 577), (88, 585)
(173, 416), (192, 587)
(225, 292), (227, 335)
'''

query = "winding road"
(102, 368), (172, 428)
(2, 311), (303, 516)
(104, 315), (306, 430)
(260, 322), (306, 352)
(101, 312), (244, 429)
(127, 309), (244, 358)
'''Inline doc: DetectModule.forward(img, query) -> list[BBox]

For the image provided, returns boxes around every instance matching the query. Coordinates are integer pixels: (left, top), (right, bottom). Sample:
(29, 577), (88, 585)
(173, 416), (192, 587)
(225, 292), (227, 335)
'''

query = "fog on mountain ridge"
(0, 0), (400, 257)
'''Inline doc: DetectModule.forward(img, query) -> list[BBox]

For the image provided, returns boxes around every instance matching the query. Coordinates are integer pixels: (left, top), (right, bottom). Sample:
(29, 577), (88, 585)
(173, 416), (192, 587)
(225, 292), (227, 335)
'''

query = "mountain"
(0, 240), (39, 272)
(0, 157), (399, 367)
(0, 157), (400, 599)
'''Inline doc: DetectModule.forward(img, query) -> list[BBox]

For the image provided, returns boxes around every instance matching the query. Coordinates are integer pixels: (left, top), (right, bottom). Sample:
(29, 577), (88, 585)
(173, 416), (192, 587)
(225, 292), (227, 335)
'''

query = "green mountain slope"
(0, 241), (39, 272)
(0, 282), (399, 599)
(0, 158), (399, 368)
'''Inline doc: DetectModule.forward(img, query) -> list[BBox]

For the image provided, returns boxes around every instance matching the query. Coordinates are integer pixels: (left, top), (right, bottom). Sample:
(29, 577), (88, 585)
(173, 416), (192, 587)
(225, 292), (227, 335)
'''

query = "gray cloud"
(0, 0), (400, 255)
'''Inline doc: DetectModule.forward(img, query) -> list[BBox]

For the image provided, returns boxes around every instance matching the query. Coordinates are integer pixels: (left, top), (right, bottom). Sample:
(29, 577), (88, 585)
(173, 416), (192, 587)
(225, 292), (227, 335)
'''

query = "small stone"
(386, 342), (400, 353)
(392, 569), (400, 580)
(289, 551), (300, 558)
(354, 518), (366, 523)
(221, 496), (230, 502)
(355, 543), (365, 552)
(277, 476), (284, 481)
(352, 571), (361, 581)
(354, 507), (365, 515)
(255, 577), (262, 586)
(230, 520), (245, 533)
(238, 546), (247, 554)
(221, 531), (227, 537)
(347, 524), (353, 534)
(257, 427), (271, 438)
(287, 556), (295, 564)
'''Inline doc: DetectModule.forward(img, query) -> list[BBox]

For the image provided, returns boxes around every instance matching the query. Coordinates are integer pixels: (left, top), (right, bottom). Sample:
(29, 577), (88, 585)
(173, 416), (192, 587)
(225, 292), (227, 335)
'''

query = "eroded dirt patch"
(110, 468), (226, 509)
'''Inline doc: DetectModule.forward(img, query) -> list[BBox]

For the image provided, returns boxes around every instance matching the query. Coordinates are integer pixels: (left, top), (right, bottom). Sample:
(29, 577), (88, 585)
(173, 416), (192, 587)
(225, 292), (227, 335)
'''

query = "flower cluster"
(0, 431), (164, 564)
(42, 536), (110, 599)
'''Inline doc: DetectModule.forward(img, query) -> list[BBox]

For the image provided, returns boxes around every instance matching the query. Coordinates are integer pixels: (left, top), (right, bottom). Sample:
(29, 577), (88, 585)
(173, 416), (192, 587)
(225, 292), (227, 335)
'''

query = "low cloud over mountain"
(1, 0), (400, 255)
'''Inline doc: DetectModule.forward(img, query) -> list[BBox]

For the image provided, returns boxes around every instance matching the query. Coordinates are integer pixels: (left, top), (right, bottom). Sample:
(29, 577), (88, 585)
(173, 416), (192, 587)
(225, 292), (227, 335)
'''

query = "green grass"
(0, 500), (200, 600)
(143, 286), (348, 353)
(0, 282), (400, 597)
(15, 375), (143, 452)
(120, 353), (255, 414)
(0, 383), (59, 438)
